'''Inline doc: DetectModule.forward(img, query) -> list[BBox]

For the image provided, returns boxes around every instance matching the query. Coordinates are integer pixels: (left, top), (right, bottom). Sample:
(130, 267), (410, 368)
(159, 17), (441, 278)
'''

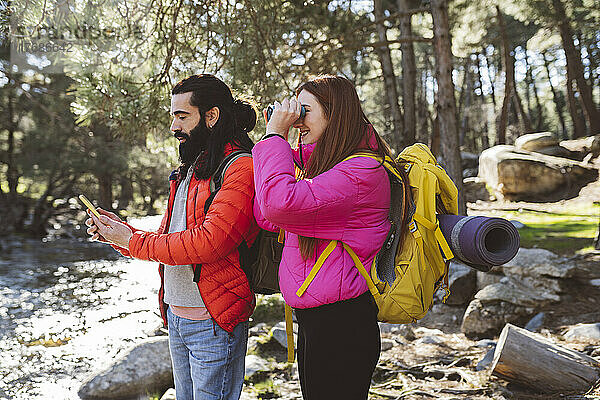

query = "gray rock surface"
(78, 336), (173, 399)
(478, 145), (598, 201)
(270, 321), (297, 350)
(381, 338), (395, 351)
(514, 132), (559, 152)
(501, 248), (577, 294)
(160, 388), (176, 400)
(563, 323), (600, 341)
(461, 298), (532, 339)
(245, 355), (271, 380)
(444, 261), (477, 305)
(560, 135), (600, 159)
(476, 270), (504, 290)
(379, 323), (416, 340)
(463, 177), (491, 202)
(524, 312), (545, 332)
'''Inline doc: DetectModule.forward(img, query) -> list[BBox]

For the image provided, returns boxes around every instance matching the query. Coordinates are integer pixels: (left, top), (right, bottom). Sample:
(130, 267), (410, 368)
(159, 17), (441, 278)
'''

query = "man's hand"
(86, 209), (133, 249)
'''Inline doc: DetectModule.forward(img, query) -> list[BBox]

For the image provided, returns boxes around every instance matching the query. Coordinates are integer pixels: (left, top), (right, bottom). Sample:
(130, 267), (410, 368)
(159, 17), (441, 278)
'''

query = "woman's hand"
(265, 97), (302, 141)
(86, 208), (132, 249)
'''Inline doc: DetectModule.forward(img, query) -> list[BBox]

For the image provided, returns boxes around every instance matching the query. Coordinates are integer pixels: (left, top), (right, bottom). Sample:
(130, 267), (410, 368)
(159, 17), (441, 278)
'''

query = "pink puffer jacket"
(252, 133), (390, 309)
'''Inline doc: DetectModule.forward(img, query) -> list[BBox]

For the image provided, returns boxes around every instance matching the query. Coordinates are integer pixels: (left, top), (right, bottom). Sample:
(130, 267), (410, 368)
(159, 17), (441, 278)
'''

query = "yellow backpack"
(285, 143), (459, 362)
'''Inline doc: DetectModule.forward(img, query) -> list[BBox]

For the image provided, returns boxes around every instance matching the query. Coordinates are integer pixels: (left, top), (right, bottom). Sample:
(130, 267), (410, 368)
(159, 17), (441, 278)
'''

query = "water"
(0, 216), (164, 400)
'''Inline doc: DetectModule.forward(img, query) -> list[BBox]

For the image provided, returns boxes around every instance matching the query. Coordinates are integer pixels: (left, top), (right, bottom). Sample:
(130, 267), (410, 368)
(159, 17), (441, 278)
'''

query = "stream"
(0, 216), (164, 400)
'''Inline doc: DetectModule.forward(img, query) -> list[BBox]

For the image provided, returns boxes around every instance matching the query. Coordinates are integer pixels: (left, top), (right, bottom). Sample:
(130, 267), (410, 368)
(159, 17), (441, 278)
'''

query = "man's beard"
(175, 122), (210, 165)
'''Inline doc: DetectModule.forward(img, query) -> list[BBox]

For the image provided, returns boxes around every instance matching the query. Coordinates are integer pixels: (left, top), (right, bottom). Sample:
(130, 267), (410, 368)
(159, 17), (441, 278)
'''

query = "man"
(86, 74), (259, 400)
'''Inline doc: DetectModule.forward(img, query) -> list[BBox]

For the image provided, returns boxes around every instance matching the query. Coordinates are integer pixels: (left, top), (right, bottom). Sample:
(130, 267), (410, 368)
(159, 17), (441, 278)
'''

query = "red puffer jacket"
(125, 146), (259, 332)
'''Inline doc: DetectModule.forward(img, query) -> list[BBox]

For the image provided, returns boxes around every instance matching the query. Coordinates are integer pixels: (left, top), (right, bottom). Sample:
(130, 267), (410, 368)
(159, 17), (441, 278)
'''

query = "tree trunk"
(553, 0), (600, 134)
(459, 57), (473, 148)
(543, 51), (568, 139)
(496, 6), (511, 145)
(430, 0), (465, 214)
(483, 47), (497, 110)
(594, 214), (600, 250)
(397, 0), (417, 146)
(6, 90), (19, 200)
(476, 53), (490, 149)
(566, 66), (587, 138)
(523, 49), (544, 131)
(374, 0), (404, 150)
(416, 69), (431, 145)
(492, 324), (600, 393)
(512, 80), (533, 134)
(118, 175), (134, 210)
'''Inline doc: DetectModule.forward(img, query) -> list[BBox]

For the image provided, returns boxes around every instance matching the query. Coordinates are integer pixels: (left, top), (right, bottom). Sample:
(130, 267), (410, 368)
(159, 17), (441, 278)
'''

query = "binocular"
(266, 104), (306, 123)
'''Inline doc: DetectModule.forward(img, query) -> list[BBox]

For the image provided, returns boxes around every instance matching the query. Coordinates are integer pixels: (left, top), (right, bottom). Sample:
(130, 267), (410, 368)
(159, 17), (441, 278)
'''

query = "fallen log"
(491, 323), (600, 393)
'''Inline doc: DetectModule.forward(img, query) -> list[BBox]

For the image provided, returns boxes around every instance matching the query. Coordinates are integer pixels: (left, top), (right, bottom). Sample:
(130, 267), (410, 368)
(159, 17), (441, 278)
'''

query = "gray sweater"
(163, 168), (206, 307)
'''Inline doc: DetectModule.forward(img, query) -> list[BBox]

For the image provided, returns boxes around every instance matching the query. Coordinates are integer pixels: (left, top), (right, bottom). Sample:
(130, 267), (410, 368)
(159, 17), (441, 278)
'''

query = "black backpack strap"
(203, 151), (252, 214)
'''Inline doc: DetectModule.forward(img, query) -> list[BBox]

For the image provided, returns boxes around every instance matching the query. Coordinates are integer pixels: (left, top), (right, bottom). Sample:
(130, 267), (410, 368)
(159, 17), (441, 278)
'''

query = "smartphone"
(78, 195), (101, 218)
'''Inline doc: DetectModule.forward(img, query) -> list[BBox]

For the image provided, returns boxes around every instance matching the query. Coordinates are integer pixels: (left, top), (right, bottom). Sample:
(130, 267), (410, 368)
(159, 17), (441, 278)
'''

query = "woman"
(252, 75), (394, 399)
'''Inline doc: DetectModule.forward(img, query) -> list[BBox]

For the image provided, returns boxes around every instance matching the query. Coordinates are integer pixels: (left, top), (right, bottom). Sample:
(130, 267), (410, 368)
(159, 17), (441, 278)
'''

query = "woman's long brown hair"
(296, 75), (398, 260)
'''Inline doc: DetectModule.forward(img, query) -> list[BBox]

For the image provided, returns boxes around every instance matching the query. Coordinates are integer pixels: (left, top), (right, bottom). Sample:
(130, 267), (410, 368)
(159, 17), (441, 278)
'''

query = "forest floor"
(240, 178), (600, 400)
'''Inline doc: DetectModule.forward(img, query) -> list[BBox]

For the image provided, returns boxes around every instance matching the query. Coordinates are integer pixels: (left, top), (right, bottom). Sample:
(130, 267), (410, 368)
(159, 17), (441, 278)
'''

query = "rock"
(462, 152), (480, 178)
(461, 299), (531, 339)
(475, 339), (497, 348)
(563, 323), (600, 341)
(461, 151), (480, 170)
(462, 177), (491, 203)
(462, 277), (559, 339)
(381, 338), (395, 351)
(160, 388), (176, 400)
(524, 312), (545, 332)
(534, 145), (583, 160)
(270, 321), (297, 350)
(244, 355), (271, 380)
(78, 337), (173, 399)
(501, 248), (577, 294)
(509, 220), (526, 229)
(560, 135), (600, 159)
(478, 145), (598, 201)
(476, 347), (496, 371)
(249, 323), (268, 336)
(476, 269), (504, 290)
(414, 327), (444, 336)
(514, 132), (559, 152)
(415, 336), (444, 345)
(379, 323), (415, 340)
(475, 280), (560, 306)
(443, 261), (477, 305)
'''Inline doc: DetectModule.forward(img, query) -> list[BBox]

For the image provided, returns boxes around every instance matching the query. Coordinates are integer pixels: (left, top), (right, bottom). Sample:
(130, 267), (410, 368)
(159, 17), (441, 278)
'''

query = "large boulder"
(461, 279), (560, 339)
(514, 132), (559, 152)
(462, 177), (491, 202)
(501, 248), (578, 294)
(478, 145), (598, 201)
(443, 261), (477, 305)
(560, 135), (600, 160)
(78, 337), (173, 399)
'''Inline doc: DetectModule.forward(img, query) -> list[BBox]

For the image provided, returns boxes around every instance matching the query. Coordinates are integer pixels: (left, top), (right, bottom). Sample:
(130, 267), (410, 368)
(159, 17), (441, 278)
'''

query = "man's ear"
(205, 106), (220, 128)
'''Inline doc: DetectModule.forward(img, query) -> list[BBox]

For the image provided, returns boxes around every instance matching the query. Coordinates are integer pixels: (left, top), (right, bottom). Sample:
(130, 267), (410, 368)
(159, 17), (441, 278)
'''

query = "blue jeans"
(167, 307), (248, 400)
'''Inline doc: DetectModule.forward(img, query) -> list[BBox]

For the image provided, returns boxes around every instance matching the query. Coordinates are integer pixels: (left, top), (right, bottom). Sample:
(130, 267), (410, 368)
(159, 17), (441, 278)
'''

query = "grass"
(485, 207), (599, 255)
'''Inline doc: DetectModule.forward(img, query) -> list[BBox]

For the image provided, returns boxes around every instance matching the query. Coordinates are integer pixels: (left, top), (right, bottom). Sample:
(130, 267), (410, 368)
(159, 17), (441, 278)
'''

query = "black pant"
(295, 291), (380, 400)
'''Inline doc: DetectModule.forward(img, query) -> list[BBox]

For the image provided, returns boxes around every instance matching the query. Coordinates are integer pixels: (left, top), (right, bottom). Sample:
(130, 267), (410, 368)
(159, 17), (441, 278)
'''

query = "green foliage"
(1, 0), (598, 236)
(491, 208), (598, 255)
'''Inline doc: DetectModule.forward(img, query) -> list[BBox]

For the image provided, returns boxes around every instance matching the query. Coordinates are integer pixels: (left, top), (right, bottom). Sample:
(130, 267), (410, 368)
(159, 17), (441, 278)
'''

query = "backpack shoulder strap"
(204, 151), (252, 213)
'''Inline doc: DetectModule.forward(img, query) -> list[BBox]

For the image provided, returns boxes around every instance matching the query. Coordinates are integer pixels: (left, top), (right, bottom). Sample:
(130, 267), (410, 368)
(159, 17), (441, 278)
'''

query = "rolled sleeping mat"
(437, 215), (520, 272)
